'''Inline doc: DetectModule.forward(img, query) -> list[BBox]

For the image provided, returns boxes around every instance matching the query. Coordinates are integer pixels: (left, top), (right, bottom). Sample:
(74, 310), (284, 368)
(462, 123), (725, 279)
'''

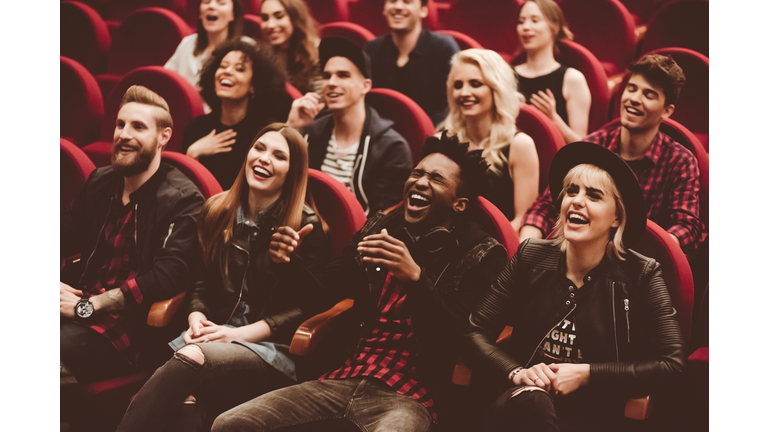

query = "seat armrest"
(147, 292), (187, 328)
(624, 396), (653, 420)
(290, 299), (354, 356)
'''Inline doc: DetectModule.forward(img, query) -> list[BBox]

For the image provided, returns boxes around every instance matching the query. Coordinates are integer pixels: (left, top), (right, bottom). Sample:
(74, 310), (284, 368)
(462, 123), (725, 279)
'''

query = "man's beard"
(111, 137), (159, 177)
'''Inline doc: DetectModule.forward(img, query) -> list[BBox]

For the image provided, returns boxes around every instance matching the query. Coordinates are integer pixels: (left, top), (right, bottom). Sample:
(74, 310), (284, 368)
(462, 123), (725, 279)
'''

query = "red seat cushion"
(61, 1), (111, 74)
(365, 88), (434, 163)
(308, 169), (367, 257)
(319, 21), (376, 48)
(61, 138), (97, 208)
(61, 56), (104, 146)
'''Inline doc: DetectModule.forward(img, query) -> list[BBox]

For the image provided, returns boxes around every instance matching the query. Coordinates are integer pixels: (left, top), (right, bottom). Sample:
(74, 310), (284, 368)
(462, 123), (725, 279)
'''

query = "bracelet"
(510, 367), (524, 381)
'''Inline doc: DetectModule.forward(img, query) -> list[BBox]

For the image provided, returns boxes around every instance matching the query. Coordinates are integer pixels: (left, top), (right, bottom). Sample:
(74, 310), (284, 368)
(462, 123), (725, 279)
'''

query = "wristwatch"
(510, 366), (524, 381)
(75, 298), (94, 319)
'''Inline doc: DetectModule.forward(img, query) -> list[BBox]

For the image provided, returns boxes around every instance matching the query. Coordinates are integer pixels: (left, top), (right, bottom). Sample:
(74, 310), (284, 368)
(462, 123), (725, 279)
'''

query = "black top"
(181, 100), (292, 190)
(516, 65), (570, 125)
(365, 30), (460, 126)
(483, 146), (515, 221)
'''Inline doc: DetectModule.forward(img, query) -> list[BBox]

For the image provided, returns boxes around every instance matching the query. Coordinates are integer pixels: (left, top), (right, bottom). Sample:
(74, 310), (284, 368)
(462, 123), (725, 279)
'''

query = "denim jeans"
(116, 342), (294, 432)
(212, 377), (433, 432)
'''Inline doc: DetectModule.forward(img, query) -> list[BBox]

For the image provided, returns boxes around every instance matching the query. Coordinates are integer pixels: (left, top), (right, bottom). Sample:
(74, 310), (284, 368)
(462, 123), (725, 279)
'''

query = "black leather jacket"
(187, 204), (328, 345)
(464, 239), (686, 401)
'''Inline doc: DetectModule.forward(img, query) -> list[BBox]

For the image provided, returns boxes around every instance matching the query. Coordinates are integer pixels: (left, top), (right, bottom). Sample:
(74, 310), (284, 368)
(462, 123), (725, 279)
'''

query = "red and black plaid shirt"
(522, 122), (703, 254)
(81, 195), (142, 364)
(319, 272), (436, 419)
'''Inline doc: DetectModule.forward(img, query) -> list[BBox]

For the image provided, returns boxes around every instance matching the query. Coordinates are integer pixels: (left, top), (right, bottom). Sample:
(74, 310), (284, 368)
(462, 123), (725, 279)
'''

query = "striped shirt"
(320, 132), (359, 192)
(319, 272), (435, 419)
(522, 122), (703, 254)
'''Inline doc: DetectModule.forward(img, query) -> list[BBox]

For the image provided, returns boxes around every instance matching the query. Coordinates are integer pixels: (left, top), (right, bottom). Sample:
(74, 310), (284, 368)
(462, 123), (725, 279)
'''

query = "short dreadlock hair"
(420, 131), (490, 208)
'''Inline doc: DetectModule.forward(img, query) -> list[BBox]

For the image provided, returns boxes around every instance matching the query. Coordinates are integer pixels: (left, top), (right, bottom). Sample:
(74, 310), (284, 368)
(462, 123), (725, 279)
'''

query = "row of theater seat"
(60, 135), (709, 427)
(61, 0), (710, 150)
(62, 0), (709, 77)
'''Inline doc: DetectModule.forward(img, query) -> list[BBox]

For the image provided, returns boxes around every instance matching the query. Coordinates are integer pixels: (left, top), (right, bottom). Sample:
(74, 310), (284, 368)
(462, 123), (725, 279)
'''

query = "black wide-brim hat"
(549, 142), (647, 248)
(319, 36), (372, 79)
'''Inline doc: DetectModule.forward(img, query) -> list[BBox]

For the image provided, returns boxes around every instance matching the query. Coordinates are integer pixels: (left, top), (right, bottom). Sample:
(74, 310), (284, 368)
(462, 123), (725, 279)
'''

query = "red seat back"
(61, 138), (97, 208)
(365, 88), (433, 164)
(560, 0), (636, 76)
(513, 39), (610, 134)
(319, 21), (376, 48)
(308, 169), (367, 258)
(516, 104), (566, 193)
(634, 220), (695, 345)
(100, 66), (205, 150)
(347, 0), (439, 35)
(435, 30), (483, 51)
(618, 0), (657, 25)
(61, 1), (111, 74)
(106, 7), (193, 75)
(161, 151), (223, 199)
(61, 56), (104, 147)
(243, 13), (264, 41)
(106, 0), (190, 22)
(286, 83), (303, 100)
(477, 197), (519, 259)
(641, 0), (709, 57)
(444, 0), (522, 62)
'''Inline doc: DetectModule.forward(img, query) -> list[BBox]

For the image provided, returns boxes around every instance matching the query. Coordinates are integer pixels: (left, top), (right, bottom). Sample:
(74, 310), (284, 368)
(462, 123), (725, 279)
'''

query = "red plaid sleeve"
(521, 187), (558, 237)
(665, 150), (703, 254)
(119, 278), (143, 305)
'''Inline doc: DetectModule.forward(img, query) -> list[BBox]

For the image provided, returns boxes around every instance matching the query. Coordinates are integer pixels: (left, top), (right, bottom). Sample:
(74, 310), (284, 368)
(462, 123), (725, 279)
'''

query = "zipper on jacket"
(133, 204), (141, 273)
(524, 302), (576, 368)
(224, 242), (250, 325)
(162, 222), (175, 248)
(356, 135), (372, 215)
(611, 282), (619, 361)
(624, 298), (631, 344)
(78, 198), (113, 287)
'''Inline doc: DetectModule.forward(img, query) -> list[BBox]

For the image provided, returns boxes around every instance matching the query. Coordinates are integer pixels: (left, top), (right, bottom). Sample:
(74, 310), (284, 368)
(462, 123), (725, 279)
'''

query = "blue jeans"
(212, 377), (433, 432)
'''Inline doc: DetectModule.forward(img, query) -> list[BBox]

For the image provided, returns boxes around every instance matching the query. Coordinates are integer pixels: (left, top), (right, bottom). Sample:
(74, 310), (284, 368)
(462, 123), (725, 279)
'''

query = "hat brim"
(548, 142), (647, 248)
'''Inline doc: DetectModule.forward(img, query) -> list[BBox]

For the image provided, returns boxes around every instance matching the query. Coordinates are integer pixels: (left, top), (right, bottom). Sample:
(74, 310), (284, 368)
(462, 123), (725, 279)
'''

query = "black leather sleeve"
(589, 260), (687, 397)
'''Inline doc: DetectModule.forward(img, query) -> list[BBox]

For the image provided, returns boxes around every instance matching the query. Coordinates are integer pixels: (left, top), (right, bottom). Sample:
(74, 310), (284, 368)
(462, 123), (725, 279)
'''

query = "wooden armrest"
(147, 292), (187, 328)
(634, 25), (647, 43)
(289, 299), (354, 356)
(624, 395), (653, 420)
(453, 325), (652, 420)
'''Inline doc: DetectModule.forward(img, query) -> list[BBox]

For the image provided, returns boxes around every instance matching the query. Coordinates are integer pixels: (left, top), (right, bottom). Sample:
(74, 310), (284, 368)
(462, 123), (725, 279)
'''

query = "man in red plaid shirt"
(520, 54), (704, 255)
(60, 86), (205, 388)
(213, 134), (507, 432)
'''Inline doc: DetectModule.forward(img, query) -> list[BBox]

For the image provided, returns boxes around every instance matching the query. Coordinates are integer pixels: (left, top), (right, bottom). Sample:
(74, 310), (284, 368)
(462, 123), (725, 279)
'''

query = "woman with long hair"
(116, 123), (329, 432)
(182, 39), (293, 190)
(438, 49), (539, 232)
(165, 0), (253, 90)
(463, 142), (685, 431)
(514, 0), (591, 144)
(260, 0), (320, 94)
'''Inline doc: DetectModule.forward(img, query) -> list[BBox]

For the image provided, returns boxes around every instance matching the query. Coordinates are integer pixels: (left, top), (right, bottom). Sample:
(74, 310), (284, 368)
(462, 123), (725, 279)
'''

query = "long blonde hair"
(438, 49), (520, 176)
(198, 123), (311, 265)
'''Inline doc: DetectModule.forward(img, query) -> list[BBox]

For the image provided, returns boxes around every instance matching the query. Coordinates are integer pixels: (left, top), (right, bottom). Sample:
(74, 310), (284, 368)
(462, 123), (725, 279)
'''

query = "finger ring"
(534, 377), (542, 382)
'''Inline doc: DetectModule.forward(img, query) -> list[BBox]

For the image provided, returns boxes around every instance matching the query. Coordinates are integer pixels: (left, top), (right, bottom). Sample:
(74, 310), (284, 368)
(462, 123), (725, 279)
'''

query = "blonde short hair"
(120, 85), (173, 130)
(551, 164), (628, 260)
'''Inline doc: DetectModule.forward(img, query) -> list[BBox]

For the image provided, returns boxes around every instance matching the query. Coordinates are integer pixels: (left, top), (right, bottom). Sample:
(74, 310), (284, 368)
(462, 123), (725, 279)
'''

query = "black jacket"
(464, 239), (686, 401)
(365, 30), (460, 126)
(187, 205), (328, 345)
(302, 104), (412, 215)
(285, 208), (507, 413)
(61, 163), (205, 310)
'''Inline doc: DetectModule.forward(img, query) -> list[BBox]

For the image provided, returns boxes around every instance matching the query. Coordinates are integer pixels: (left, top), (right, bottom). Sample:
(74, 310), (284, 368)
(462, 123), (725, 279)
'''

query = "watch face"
(76, 299), (94, 319)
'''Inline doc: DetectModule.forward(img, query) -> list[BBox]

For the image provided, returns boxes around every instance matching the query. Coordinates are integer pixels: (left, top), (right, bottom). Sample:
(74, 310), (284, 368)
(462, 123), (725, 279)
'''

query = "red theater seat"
(96, 7), (193, 103)
(365, 88), (434, 164)
(560, 0), (637, 77)
(161, 151), (223, 199)
(60, 138), (97, 208)
(443, 0), (522, 63)
(435, 30), (483, 51)
(250, 0), (351, 24)
(243, 13), (263, 41)
(641, 0), (709, 57)
(513, 39), (610, 134)
(319, 21), (376, 48)
(516, 104), (567, 193)
(308, 169), (367, 258)
(61, 56), (104, 147)
(477, 197), (519, 259)
(83, 66), (206, 167)
(61, 1), (111, 75)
